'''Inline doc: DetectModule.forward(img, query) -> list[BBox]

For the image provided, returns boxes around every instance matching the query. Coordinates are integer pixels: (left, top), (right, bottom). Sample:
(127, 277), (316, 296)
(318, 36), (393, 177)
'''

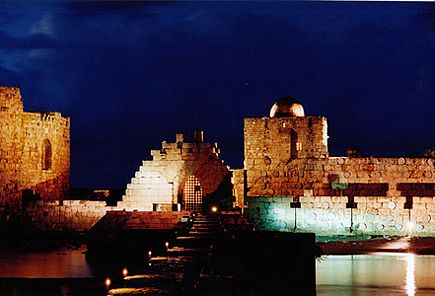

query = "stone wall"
(25, 200), (118, 232)
(231, 169), (246, 209)
(247, 195), (435, 237)
(123, 131), (230, 211)
(25, 201), (190, 232)
(247, 157), (434, 197)
(0, 86), (70, 213)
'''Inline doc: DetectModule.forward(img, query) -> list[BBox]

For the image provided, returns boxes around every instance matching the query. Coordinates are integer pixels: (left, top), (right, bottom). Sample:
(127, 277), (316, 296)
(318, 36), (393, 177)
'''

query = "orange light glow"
(211, 206), (218, 213)
(122, 267), (128, 277)
(165, 242), (169, 248)
(148, 250), (152, 257)
(105, 277), (111, 287)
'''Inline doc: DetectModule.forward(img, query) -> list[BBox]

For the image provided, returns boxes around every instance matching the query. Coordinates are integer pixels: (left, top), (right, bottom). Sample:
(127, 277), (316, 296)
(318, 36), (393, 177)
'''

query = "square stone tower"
(243, 97), (328, 197)
(0, 86), (70, 213)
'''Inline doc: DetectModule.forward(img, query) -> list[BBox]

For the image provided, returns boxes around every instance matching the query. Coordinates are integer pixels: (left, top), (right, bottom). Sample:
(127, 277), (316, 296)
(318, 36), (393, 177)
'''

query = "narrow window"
(42, 139), (52, 170)
(290, 129), (298, 159)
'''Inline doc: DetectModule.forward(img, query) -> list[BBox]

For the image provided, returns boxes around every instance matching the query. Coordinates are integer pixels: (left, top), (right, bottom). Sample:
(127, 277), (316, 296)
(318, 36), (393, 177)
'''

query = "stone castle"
(1, 85), (435, 236)
(0, 87), (69, 213)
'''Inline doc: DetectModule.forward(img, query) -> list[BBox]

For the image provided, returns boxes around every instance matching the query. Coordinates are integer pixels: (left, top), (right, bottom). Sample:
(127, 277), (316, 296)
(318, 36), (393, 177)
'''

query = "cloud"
(31, 14), (55, 37)
(0, 30), (59, 50)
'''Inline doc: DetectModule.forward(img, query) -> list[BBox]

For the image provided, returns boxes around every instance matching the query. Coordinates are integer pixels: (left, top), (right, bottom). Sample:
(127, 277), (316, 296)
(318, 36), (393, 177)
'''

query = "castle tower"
(244, 97), (328, 197)
(0, 87), (25, 209)
(0, 86), (70, 213)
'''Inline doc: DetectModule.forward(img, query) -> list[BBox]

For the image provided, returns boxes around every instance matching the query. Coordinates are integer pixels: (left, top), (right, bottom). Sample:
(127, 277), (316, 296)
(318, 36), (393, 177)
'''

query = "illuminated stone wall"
(244, 116), (328, 197)
(25, 200), (115, 231)
(243, 114), (435, 237)
(231, 168), (246, 209)
(247, 193), (435, 237)
(25, 201), (190, 232)
(0, 86), (70, 213)
(122, 132), (230, 211)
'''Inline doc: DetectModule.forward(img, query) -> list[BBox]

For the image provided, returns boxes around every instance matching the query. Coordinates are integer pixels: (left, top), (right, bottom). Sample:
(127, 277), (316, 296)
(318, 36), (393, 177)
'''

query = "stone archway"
(183, 175), (202, 211)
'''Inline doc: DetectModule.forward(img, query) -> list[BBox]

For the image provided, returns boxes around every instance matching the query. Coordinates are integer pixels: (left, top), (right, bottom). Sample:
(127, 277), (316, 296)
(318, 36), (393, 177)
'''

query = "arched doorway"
(183, 175), (202, 211)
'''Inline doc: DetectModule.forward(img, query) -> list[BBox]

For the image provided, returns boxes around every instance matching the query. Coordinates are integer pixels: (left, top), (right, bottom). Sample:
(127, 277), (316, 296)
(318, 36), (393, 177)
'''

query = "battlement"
(150, 131), (221, 161)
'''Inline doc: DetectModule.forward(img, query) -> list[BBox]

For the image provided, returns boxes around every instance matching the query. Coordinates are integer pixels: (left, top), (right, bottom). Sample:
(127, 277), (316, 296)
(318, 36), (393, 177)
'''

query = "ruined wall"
(122, 132), (230, 211)
(0, 86), (70, 213)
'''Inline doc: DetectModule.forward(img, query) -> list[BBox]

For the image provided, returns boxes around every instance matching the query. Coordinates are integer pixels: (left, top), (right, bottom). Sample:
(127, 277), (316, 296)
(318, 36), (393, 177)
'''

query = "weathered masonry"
(3, 86), (435, 237)
(236, 97), (435, 236)
(122, 131), (231, 211)
(0, 86), (70, 213)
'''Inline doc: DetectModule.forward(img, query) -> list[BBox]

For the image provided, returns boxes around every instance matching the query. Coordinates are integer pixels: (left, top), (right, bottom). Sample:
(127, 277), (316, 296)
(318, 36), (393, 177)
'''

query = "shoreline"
(319, 236), (435, 255)
(3, 228), (435, 255)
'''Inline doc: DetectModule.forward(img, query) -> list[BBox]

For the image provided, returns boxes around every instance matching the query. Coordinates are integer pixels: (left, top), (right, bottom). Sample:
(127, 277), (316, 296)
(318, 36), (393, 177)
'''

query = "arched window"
(42, 139), (52, 170)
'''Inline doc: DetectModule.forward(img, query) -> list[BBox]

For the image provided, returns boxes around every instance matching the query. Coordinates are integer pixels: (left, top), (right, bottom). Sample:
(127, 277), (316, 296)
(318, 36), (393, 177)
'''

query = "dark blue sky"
(1, 1), (435, 188)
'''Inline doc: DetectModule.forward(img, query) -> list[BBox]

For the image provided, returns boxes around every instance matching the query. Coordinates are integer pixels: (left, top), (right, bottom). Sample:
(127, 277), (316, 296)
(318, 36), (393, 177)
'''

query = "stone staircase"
(107, 212), (222, 295)
(188, 213), (220, 236)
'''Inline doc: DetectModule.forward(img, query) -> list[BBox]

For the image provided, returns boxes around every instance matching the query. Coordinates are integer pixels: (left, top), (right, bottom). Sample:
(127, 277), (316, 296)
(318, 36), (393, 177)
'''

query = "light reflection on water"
(317, 253), (435, 295)
(0, 245), (94, 278)
(406, 253), (415, 296)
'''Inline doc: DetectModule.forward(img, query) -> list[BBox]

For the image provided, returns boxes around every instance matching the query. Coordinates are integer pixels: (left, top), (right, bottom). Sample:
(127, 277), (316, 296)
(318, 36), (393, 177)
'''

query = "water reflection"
(406, 253), (415, 296)
(317, 253), (435, 295)
(0, 245), (93, 278)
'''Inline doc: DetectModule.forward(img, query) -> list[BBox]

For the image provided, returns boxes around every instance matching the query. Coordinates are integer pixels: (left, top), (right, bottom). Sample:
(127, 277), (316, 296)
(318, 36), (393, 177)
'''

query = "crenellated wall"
(0, 86), (70, 213)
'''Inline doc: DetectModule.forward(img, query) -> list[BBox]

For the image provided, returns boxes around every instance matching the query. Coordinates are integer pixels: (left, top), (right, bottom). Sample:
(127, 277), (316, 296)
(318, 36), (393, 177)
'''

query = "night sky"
(1, 1), (435, 188)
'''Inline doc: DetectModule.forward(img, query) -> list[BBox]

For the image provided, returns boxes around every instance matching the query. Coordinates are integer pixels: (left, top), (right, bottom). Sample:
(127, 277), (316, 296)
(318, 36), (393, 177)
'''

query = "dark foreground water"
(1, 247), (435, 295)
(0, 245), (93, 278)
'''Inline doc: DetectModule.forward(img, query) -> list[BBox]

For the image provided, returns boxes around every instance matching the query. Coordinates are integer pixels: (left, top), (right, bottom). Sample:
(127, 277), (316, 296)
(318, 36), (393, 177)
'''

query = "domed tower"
(243, 96), (329, 196)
